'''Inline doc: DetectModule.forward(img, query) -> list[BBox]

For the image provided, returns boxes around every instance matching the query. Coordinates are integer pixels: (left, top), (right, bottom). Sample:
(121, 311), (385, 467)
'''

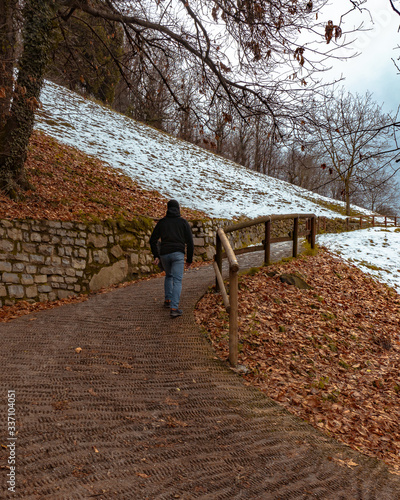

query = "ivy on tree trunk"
(0, 0), (55, 198)
(0, 0), (17, 128)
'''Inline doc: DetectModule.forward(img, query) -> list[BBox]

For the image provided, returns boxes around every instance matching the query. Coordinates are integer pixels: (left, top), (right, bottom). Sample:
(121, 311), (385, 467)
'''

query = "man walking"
(150, 200), (194, 318)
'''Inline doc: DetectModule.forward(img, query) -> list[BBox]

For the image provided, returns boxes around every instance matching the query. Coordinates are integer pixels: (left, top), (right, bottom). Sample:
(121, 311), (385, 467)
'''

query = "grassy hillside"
(0, 131), (207, 221)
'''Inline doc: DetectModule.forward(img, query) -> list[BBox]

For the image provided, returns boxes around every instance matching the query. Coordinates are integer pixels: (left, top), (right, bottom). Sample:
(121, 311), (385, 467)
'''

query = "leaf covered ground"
(0, 131), (207, 221)
(194, 250), (400, 474)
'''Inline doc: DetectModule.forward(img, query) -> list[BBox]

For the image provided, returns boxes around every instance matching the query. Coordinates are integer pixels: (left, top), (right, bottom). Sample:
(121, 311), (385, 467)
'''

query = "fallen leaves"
(52, 400), (69, 411)
(330, 457), (359, 469)
(165, 416), (188, 428)
(0, 296), (88, 323)
(0, 130), (207, 221)
(195, 250), (400, 474)
(136, 472), (150, 479)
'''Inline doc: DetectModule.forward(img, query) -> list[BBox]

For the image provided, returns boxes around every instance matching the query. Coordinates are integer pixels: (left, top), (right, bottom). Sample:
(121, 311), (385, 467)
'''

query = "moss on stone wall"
(113, 216), (154, 233)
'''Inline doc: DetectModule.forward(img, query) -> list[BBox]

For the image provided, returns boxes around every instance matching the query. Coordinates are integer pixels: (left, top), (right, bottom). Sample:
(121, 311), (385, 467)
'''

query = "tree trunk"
(345, 180), (351, 216)
(253, 116), (260, 172)
(0, 0), (55, 198)
(0, 0), (17, 127)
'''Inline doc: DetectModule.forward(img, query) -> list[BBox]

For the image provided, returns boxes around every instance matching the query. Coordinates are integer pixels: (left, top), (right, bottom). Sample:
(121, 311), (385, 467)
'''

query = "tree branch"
(389, 0), (400, 16)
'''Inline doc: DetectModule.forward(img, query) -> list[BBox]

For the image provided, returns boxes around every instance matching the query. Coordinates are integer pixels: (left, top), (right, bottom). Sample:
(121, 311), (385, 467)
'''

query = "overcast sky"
(317, 0), (400, 116)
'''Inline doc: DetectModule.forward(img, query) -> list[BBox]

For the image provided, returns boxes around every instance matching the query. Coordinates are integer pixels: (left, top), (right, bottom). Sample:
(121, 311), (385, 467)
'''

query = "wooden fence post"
(229, 267), (238, 367)
(215, 233), (222, 291)
(292, 217), (299, 257)
(264, 219), (271, 265)
(310, 216), (316, 249)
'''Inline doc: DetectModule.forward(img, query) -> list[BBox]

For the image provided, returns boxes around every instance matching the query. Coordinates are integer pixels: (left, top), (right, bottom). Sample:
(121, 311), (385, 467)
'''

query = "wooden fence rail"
(214, 214), (316, 367)
(213, 228), (239, 367)
(346, 215), (399, 230)
(318, 215), (400, 233)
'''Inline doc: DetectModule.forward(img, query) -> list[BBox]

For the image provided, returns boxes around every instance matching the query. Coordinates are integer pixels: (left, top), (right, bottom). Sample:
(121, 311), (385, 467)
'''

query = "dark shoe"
(170, 308), (183, 318)
(164, 300), (171, 308)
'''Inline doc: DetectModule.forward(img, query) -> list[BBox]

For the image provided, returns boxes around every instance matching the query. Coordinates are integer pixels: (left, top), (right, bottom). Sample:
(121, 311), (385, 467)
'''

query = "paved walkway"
(1, 246), (400, 499)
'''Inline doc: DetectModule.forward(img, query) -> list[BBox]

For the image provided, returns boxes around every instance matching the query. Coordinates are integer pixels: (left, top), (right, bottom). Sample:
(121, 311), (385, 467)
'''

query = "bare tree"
(228, 113), (280, 173)
(170, 73), (202, 143)
(352, 163), (400, 214)
(253, 119), (281, 177)
(119, 51), (172, 130)
(278, 145), (328, 193)
(47, 10), (124, 104)
(309, 89), (394, 215)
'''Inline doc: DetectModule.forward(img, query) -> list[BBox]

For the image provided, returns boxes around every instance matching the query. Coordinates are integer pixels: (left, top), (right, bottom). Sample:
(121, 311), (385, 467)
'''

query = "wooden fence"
(318, 215), (400, 233)
(213, 214), (316, 367)
(346, 215), (399, 230)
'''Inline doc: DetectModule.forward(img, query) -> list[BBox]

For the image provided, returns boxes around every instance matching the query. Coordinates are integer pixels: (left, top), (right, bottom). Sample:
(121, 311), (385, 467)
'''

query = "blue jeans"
(160, 252), (185, 309)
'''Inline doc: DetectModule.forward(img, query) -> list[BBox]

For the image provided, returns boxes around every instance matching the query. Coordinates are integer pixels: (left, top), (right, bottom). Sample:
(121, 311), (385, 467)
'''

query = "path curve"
(1, 245), (399, 499)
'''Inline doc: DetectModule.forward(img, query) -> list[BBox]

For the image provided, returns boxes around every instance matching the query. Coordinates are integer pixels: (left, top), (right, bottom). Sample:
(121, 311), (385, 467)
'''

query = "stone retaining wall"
(0, 218), (155, 307)
(0, 215), (301, 307)
(317, 217), (353, 234)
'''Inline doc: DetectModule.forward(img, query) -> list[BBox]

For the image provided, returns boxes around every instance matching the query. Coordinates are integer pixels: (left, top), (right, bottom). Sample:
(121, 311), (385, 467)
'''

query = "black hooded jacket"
(150, 201), (194, 263)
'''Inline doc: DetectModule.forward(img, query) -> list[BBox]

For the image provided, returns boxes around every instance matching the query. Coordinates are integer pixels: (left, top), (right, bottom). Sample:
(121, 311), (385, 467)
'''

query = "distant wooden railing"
(318, 215), (400, 233)
(346, 215), (399, 230)
(213, 214), (317, 367)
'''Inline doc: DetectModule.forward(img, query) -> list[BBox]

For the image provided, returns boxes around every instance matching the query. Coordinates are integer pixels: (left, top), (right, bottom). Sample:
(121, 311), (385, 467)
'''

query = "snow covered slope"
(318, 228), (400, 293)
(35, 81), (371, 220)
(34, 81), (400, 293)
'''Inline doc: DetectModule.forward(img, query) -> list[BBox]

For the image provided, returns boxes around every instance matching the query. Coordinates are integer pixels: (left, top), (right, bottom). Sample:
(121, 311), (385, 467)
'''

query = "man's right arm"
(150, 221), (161, 258)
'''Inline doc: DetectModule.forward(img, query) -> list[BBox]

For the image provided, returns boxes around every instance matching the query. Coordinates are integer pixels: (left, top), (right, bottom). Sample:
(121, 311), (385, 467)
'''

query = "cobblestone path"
(1, 246), (400, 499)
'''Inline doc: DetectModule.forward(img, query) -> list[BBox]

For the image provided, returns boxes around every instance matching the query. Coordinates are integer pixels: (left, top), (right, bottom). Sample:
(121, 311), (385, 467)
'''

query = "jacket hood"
(166, 199), (181, 217)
